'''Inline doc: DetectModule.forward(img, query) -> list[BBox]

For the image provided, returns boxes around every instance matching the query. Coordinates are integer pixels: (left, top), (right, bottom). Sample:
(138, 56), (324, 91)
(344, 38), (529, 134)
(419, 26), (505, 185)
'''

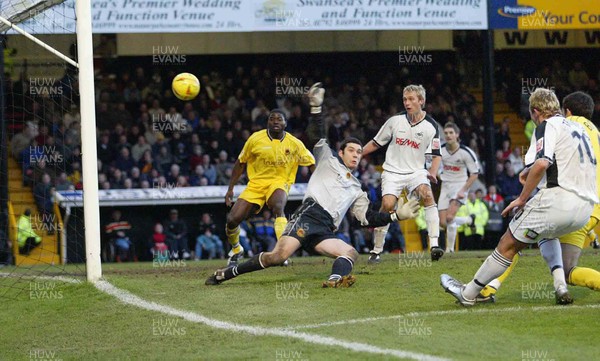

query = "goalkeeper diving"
(206, 82), (420, 288)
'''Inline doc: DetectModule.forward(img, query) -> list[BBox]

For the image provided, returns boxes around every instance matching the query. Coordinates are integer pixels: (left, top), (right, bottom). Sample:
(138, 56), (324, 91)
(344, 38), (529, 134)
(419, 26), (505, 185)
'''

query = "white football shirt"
(440, 144), (480, 183)
(373, 112), (441, 174)
(525, 115), (598, 203)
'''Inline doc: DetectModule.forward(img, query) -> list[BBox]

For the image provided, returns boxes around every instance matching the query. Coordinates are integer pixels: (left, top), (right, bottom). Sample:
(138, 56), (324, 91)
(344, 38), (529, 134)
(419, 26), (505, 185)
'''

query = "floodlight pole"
(75, 0), (102, 282)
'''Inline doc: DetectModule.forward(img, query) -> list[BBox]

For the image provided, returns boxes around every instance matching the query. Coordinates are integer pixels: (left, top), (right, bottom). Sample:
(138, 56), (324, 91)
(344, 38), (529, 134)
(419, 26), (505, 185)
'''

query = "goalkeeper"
(206, 83), (420, 288)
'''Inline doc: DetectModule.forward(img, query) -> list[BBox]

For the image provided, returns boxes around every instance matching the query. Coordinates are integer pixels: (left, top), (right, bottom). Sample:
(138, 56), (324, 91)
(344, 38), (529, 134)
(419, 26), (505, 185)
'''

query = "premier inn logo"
(498, 5), (536, 18)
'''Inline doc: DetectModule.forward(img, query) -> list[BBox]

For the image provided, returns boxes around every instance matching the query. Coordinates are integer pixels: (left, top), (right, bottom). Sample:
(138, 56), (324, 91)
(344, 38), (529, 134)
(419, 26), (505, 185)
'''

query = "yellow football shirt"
(238, 130), (315, 186)
(569, 115), (600, 219)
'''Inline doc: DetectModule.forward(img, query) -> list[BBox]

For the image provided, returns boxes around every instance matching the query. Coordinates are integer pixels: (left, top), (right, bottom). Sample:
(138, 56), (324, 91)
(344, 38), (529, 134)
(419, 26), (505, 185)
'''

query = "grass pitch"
(2, 249), (600, 360)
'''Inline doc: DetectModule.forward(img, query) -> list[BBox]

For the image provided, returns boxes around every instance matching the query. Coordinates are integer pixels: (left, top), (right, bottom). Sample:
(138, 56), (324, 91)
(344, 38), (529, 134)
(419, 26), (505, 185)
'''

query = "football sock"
(569, 267), (600, 291)
(274, 217), (287, 240)
(454, 216), (471, 226)
(226, 225), (242, 253)
(446, 221), (458, 252)
(539, 238), (567, 289)
(424, 205), (440, 248)
(224, 253), (266, 280)
(373, 224), (389, 254)
(480, 253), (520, 296)
(463, 249), (511, 300)
(329, 256), (354, 281)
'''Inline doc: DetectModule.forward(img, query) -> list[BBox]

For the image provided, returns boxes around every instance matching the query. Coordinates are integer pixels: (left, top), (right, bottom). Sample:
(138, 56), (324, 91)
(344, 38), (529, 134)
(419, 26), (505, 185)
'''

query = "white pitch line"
(287, 304), (600, 330)
(0, 272), (81, 284)
(95, 280), (449, 361)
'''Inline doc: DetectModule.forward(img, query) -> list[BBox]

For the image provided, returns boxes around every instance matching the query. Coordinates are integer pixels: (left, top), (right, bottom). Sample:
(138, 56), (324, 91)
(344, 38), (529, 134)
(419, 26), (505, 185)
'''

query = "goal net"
(0, 0), (97, 298)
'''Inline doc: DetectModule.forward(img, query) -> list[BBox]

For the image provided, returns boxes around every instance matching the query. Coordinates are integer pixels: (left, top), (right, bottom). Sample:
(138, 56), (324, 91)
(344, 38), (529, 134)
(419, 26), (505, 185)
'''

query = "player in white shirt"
(438, 122), (480, 253)
(441, 88), (598, 306)
(361, 84), (444, 262)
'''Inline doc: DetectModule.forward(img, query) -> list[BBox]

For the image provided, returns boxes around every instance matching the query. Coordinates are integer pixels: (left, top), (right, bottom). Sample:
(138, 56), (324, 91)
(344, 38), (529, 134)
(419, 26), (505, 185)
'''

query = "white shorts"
(381, 169), (430, 199)
(509, 187), (594, 244)
(438, 182), (466, 210)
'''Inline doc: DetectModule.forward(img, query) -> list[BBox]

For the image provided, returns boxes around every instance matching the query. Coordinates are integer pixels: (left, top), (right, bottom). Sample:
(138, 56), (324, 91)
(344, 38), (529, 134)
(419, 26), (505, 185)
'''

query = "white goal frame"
(1, 0), (101, 281)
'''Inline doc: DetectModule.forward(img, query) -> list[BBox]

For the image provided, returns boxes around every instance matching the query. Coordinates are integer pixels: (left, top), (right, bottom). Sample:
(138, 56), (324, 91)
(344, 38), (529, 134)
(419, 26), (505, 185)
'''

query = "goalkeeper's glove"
(394, 198), (420, 221)
(308, 82), (325, 114)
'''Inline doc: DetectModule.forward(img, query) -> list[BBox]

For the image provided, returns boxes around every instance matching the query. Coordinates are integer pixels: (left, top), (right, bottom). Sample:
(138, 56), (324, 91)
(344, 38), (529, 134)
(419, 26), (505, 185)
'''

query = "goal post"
(74, 0), (101, 282)
(0, 0), (101, 285)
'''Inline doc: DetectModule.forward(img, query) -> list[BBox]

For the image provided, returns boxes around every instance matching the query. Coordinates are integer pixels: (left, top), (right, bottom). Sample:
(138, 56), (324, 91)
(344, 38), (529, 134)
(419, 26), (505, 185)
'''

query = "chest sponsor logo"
(443, 165), (461, 172)
(396, 137), (420, 149)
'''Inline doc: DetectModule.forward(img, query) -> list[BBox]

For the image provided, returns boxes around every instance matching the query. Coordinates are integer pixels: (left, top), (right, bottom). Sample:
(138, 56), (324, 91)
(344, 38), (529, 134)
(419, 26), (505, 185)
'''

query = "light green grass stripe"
(95, 279), (450, 361)
(287, 304), (600, 330)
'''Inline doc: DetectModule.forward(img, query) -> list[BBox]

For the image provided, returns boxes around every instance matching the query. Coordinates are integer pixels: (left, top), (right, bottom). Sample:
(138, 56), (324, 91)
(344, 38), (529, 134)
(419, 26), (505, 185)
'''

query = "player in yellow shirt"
(479, 91), (600, 302)
(224, 109), (315, 265)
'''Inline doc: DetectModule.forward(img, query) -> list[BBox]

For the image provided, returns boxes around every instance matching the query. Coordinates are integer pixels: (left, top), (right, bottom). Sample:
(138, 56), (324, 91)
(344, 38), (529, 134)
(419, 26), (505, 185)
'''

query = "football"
(172, 72), (200, 101)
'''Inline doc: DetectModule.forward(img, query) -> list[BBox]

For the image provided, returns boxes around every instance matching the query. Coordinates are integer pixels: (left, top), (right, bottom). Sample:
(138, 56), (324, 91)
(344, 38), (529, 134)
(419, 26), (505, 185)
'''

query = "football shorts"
(282, 198), (336, 254)
(438, 181), (467, 211)
(381, 169), (430, 198)
(509, 187), (594, 244)
(238, 180), (290, 211)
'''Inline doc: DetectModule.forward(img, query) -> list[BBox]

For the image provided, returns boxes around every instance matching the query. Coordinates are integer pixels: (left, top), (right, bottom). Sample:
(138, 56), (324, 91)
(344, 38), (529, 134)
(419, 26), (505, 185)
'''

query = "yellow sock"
(226, 225), (242, 253)
(480, 253), (520, 297)
(569, 266), (600, 291)
(274, 217), (288, 241)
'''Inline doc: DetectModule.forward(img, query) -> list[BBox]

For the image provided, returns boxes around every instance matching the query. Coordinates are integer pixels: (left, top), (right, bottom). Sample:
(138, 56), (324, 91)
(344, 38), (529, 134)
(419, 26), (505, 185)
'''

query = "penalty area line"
(287, 304), (600, 330)
(95, 279), (449, 361)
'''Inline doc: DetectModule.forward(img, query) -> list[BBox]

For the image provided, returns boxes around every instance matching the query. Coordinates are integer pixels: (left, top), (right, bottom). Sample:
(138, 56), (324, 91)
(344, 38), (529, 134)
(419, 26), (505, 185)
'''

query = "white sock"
(372, 224), (389, 254)
(446, 221), (458, 252)
(539, 238), (567, 290)
(552, 268), (567, 291)
(463, 249), (512, 300)
(424, 205), (440, 248)
(487, 278), (502, 291)
(454, 216), (471, 226)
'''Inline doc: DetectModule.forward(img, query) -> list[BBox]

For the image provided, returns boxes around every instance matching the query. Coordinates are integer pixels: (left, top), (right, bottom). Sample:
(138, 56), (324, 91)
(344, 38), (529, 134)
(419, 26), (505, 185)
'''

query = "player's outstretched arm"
(225, 159), (247, 207)
(308, 82), (333, 164)
(361, 140), (381, 157)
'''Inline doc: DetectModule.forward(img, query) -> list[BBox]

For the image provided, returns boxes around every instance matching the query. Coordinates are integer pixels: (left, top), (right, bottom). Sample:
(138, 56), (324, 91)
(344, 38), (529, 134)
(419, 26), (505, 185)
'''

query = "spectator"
(17, 209), (41, 255)
(33, 173), (54, 234)
(248, 209), (277, 253)
(164, 209), (190, 260)
(508, 146), (524, 174)
(416, 206), (429, 251)
(200, 154), (217, 185)
(11, 122), (35, 160)
(195, 213), (225, 260)
(457, 190), (489, 250)
(155, 145), (174, 175)
(55, 172), (74, 191)
(114, 146), (136, 172)
(103, 209), (136, 262)
(568, 62), (589, 89)
(496, 160), (522, 203)
(138, 150), (156, 175)
(484, 185), (505, 243)
(131, 135), (152, 162)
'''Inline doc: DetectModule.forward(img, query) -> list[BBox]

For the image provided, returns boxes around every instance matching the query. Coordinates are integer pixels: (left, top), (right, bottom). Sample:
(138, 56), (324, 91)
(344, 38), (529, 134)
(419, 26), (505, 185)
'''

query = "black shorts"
(282, 198), (336, 254)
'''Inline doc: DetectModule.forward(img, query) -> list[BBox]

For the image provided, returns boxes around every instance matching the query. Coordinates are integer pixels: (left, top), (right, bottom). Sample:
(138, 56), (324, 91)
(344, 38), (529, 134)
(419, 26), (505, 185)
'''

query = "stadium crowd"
(7, 51), (600, 261)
